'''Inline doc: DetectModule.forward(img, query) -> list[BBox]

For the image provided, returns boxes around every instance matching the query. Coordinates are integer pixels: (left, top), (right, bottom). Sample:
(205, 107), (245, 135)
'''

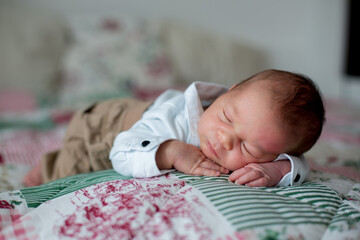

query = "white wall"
(7, 0), (360, 104)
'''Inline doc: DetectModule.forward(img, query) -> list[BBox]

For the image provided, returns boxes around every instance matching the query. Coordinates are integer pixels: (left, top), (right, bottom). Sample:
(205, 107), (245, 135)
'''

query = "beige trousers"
(42, 98), (153, 183)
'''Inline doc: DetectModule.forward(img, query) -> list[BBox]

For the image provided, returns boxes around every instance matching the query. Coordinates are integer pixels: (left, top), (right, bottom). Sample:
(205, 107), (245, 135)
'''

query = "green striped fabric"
(172, 172), (345, 231)
(19, 169), (354, 232)
(20, 169), (131, 208)
(327, 199), (360, 230)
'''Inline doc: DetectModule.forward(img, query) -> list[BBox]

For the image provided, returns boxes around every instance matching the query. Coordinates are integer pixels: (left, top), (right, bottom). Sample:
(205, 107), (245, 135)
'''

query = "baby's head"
(198, 69), (325, 171)
(233, 69), (325, 155)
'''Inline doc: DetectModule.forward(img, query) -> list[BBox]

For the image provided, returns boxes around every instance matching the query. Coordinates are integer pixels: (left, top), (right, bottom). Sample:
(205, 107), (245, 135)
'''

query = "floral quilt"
(1, 170), (360, 239)
(0, 97), (360, 239)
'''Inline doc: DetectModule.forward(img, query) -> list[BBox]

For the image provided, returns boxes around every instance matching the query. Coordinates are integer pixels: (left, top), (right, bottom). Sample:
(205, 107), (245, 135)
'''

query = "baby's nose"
(218, 129), (234, 151)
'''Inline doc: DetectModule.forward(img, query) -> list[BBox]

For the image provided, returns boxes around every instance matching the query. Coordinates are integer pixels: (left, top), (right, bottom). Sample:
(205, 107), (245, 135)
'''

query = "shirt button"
(142, 140), (150, 147)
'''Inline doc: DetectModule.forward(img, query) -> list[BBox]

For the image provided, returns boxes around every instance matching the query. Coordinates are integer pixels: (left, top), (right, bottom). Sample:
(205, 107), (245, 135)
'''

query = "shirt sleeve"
(110, 131), (174, 177)
(274, 153), (309, 187)
(109, 91), (185, 178)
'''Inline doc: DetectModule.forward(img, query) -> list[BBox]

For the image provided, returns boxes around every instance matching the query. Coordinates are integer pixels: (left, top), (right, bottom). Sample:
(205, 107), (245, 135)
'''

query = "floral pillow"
(58, 18), (177, 110)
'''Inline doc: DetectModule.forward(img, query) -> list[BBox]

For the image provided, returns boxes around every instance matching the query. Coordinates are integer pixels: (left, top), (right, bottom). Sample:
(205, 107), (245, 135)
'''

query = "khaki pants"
(42, 98), (153, 183)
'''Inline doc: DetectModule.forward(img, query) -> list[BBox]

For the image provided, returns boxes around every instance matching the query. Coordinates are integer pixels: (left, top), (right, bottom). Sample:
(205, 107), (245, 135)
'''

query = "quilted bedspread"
(1, 169), (360, 239)
(0, 97), (360, 239)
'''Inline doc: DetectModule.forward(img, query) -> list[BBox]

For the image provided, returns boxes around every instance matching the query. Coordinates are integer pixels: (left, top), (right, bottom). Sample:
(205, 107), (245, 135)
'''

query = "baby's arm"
(156, 140), (229, 176)
(228, 160), (291, 187)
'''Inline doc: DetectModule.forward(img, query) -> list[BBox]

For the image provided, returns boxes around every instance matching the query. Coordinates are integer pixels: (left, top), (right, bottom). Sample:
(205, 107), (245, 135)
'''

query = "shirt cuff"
(275, 153), (309, 187)
(131, 145), (174, 177)
(110, 136), (174, 178)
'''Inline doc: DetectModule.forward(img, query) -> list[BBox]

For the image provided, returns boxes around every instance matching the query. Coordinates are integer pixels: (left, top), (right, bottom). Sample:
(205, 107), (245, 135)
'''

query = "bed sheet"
(0, 98), (359, 239)
(1, 170), (360, 239)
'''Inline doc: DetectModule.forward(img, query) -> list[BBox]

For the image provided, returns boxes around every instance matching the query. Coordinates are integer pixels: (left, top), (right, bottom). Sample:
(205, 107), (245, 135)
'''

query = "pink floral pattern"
(52, 177), (217, 239)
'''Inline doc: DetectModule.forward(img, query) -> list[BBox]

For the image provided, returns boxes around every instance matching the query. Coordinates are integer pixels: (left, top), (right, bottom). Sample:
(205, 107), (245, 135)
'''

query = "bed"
(1, 10), (360, 239)
(1, 94), (360, 239)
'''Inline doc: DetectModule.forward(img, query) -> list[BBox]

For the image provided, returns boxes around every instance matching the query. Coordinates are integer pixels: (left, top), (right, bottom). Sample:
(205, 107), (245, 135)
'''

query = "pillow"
(58, 17), (177, 110)
(156, 20), (267, 87)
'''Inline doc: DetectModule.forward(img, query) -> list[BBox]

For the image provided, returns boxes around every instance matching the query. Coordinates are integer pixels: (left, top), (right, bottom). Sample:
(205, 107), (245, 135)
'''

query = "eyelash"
(241, 142), (248, 153)
(223, 110), (231, 124)
(242, 142), (254, 157)
(222, 110), (256, 158)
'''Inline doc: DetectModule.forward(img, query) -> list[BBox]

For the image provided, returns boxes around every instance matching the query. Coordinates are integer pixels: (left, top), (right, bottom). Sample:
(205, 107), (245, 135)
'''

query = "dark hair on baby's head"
(235, 69), (325, 155)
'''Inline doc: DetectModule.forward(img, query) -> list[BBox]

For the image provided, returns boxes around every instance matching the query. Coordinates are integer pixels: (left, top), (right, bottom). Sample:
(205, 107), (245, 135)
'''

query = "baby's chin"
(201, 149), (222, 167)
(200, 149), (210, 160)
(200, 147), (215, 161)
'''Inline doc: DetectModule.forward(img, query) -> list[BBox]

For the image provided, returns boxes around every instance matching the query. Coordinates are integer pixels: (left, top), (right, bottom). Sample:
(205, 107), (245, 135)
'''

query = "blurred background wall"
(1, 0), (359, 104)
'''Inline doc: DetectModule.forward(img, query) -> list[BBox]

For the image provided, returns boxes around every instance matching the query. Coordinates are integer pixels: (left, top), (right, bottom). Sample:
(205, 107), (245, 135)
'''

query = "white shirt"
(110, 82), (309, 186)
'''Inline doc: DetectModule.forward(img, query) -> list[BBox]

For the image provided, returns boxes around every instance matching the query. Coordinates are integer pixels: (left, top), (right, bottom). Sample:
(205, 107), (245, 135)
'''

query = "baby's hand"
(156, 140), (229, 176)
(228, 160), (290, 187)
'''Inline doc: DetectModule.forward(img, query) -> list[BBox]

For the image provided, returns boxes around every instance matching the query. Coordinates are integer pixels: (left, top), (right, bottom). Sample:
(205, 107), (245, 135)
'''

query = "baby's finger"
(200, 160), (229, 174)
(228, 167), (248, 182)
(219, 166), (230, 174)
(193, 167), (220, 177)
(234, 170), (264, 186)
(244, 177), (268, 187)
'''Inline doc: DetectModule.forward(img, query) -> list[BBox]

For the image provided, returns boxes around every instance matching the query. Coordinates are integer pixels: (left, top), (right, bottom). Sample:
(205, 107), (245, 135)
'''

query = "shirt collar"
(184, 81), (228, 146)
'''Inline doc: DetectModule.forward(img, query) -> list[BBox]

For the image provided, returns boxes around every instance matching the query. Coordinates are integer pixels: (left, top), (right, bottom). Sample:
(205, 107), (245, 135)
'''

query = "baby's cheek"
(226, 153), (272, 171)
(199, 144), (214, 161)
(256, 155), (279, 163)
(223, 155), (248, 171)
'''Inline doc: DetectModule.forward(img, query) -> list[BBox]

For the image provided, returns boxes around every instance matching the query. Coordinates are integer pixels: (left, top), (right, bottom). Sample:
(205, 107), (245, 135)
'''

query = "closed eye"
(242, 142), (257, 158)
(223, 110), (231, 124)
